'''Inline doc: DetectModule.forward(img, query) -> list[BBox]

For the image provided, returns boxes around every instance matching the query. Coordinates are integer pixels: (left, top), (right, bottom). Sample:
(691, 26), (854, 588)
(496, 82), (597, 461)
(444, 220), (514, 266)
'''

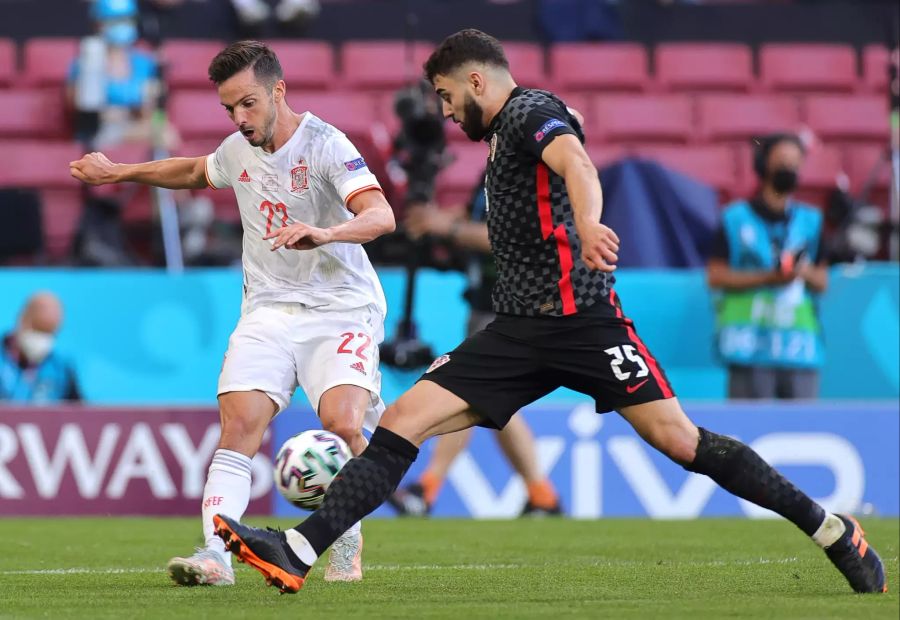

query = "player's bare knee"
(218, 403), (271, 453)
(378, 402), (427, 445)
(218, 417), (267, 455)
(654, 426), (699, 466)
(321, 416), (361, 446)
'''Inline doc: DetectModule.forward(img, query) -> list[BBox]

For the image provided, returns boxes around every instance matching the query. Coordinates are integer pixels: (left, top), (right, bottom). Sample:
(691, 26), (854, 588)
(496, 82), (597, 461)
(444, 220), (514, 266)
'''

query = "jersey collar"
(485, 86), (525, 142)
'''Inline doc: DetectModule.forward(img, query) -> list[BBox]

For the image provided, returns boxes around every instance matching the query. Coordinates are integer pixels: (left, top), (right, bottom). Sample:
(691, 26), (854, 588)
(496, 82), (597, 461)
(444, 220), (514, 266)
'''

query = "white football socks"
(812, 513), (846, 548)
(285, 529), (320, 566)
(202, 449), (253, 565)
(285, 520), (361, 567)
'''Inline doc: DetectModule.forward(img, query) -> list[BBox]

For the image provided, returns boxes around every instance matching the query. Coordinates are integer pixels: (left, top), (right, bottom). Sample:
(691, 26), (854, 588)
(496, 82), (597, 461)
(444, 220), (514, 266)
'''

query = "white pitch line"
(9, 556), (893, 576)
(0, 568), (160, 575)
(0, 565), (520, 575)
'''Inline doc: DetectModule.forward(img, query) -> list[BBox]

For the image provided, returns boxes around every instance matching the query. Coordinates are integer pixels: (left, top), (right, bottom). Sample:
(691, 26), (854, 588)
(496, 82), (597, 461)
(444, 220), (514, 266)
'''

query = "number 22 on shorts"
(337, 332), (372, 361)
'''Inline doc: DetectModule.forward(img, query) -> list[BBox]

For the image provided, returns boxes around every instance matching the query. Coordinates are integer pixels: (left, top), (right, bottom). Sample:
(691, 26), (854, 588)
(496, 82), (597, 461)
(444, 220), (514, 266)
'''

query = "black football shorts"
(419, 290), (675, 429)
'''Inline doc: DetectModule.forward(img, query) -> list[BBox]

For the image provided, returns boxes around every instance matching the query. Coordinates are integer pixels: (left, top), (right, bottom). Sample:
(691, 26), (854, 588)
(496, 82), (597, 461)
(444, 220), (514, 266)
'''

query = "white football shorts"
(217, 302), (385, 431)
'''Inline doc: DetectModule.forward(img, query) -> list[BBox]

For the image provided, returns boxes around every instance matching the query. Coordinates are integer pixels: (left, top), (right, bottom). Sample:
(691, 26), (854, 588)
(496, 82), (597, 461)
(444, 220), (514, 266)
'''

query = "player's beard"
(247, 103), (277, 148)
(460, 94), (489, 142)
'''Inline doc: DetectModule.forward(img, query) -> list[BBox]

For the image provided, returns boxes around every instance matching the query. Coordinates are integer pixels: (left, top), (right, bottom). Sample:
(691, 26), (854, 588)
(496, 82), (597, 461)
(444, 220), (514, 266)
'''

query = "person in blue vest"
(707, 133), (829, 399)
(0, 292), (81, 403)
(67, 0), (169, 148)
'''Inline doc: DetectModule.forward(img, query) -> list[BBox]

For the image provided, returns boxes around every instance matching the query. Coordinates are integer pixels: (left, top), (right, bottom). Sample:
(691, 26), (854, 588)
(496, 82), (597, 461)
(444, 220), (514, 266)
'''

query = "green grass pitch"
(1, 517), (897, 619)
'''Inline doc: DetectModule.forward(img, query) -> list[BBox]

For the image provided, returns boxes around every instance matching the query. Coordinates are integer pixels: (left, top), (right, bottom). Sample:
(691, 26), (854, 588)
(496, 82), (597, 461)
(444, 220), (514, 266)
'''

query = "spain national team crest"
(426, 354), (451, 373)
(290, 159), (309, 193)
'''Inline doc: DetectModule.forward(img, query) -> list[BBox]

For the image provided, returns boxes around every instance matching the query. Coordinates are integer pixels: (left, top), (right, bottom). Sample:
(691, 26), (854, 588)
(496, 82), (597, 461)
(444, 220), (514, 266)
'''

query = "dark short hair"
(753, 132), (806, 177)
(208, 40), (283, 88)
(423, 29), (509, 83)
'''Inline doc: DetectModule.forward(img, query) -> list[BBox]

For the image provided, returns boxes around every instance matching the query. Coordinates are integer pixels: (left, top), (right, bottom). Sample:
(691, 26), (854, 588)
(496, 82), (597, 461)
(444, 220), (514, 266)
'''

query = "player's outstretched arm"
(541, 134), (618, 272)
(70, 152), (209, 190)
(265, 188), (396, 251)
(334, 187), (396, 243)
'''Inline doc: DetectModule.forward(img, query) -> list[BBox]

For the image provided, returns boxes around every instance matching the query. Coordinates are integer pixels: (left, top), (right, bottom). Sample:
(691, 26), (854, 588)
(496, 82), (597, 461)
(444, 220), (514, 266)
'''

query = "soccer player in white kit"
(69, 41), (396, 585)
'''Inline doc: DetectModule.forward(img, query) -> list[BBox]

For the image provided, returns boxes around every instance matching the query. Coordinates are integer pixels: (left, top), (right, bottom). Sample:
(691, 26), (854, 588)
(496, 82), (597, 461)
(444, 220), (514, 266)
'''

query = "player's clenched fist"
(70, 152), (118, 185)
(577, 220), (619, 272)
(264, 222), (334, 251)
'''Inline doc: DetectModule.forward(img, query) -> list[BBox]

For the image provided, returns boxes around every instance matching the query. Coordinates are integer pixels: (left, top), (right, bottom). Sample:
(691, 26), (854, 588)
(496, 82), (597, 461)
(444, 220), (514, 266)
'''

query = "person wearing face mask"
(0, 292), (80, 404)
(707, 133), (829, 399)
(66, 0), (167, 148)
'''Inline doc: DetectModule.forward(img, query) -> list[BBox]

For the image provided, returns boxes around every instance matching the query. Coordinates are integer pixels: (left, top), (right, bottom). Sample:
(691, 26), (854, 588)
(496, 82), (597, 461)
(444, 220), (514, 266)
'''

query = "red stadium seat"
(0, 139), (83, 259)
(631, 144), (738, 193)
(804, 95), (889, 143)
(759, 44), (857, 93)
(795, 145), (844, 205)
(549, 43), (648, 93)
(698, 95), (799, 143)
(168, 90), (236, 140)
(39, 188), (83, 259)
(655, 43), (753, 92)
(339, 41), (432, 90)
(293, 91), (379, 136)
(0, 140), (81, 188)
(589, 95), (693, 144)
(502, 42), (545, 88)
(0, 38), (16, 86)
(23, 38), (79, 87)
(0, 89), (68, 139)
(267, 40), (335, 88)
(862, 45), (891, 93)
(175, 139), (224, 160)
(554, 91), (590, 118)
(159, 40), (226, 88)
(436, 143), (488, 195)
(103, 142), (155, 165)
(845, 144), (892, 194)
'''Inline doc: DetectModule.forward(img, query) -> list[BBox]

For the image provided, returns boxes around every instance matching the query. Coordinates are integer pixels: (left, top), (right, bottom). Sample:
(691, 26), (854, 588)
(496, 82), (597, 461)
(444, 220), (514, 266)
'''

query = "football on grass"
(273, 430), (352, 510)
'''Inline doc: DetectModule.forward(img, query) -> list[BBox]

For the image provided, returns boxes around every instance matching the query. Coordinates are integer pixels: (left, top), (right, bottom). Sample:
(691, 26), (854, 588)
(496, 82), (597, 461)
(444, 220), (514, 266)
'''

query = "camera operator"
(378, 80), (448, 369)
(707, 133), (829, 400)
(395, 176), (562, 516)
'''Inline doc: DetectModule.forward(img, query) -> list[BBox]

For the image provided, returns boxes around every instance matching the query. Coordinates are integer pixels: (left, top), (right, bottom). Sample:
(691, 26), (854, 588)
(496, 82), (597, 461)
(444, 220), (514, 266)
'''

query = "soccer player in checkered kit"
(214, 30), (886, 596)
(70, 40), (395, 585)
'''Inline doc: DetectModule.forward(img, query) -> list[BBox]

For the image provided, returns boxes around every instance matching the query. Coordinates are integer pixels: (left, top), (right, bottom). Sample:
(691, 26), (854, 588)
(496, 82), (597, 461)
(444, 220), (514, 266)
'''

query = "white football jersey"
(206, 113), (387, 316)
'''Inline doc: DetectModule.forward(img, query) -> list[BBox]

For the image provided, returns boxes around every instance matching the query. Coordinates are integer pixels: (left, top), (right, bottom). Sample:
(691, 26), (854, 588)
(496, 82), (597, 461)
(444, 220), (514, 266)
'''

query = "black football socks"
(686, 427), (825, 536)
(294, 427), (419, 556)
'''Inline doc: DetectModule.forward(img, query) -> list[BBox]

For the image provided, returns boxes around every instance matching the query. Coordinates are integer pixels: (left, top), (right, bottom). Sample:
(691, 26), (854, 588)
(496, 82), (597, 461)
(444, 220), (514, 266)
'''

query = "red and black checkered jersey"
(484, 87), (613, 317)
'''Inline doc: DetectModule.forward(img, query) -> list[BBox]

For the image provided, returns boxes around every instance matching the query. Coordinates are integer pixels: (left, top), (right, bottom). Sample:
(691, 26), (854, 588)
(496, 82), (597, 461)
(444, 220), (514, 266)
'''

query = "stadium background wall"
(0, 0), (895, 47)
(0, 265), (897, 403)
(0, 402), (897, 518)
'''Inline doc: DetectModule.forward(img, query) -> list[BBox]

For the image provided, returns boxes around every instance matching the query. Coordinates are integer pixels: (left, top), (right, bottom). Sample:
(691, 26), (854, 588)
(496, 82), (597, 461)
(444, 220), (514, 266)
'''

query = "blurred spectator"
(67, 0), (175, 149)
(230, 0), (320, 35)
(0, 293), (80, 403)
(68, 0), (223, 268)
(390, 177), (562, 516)
(538, 0), (624, 41)
(707, 133), (829, 399)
